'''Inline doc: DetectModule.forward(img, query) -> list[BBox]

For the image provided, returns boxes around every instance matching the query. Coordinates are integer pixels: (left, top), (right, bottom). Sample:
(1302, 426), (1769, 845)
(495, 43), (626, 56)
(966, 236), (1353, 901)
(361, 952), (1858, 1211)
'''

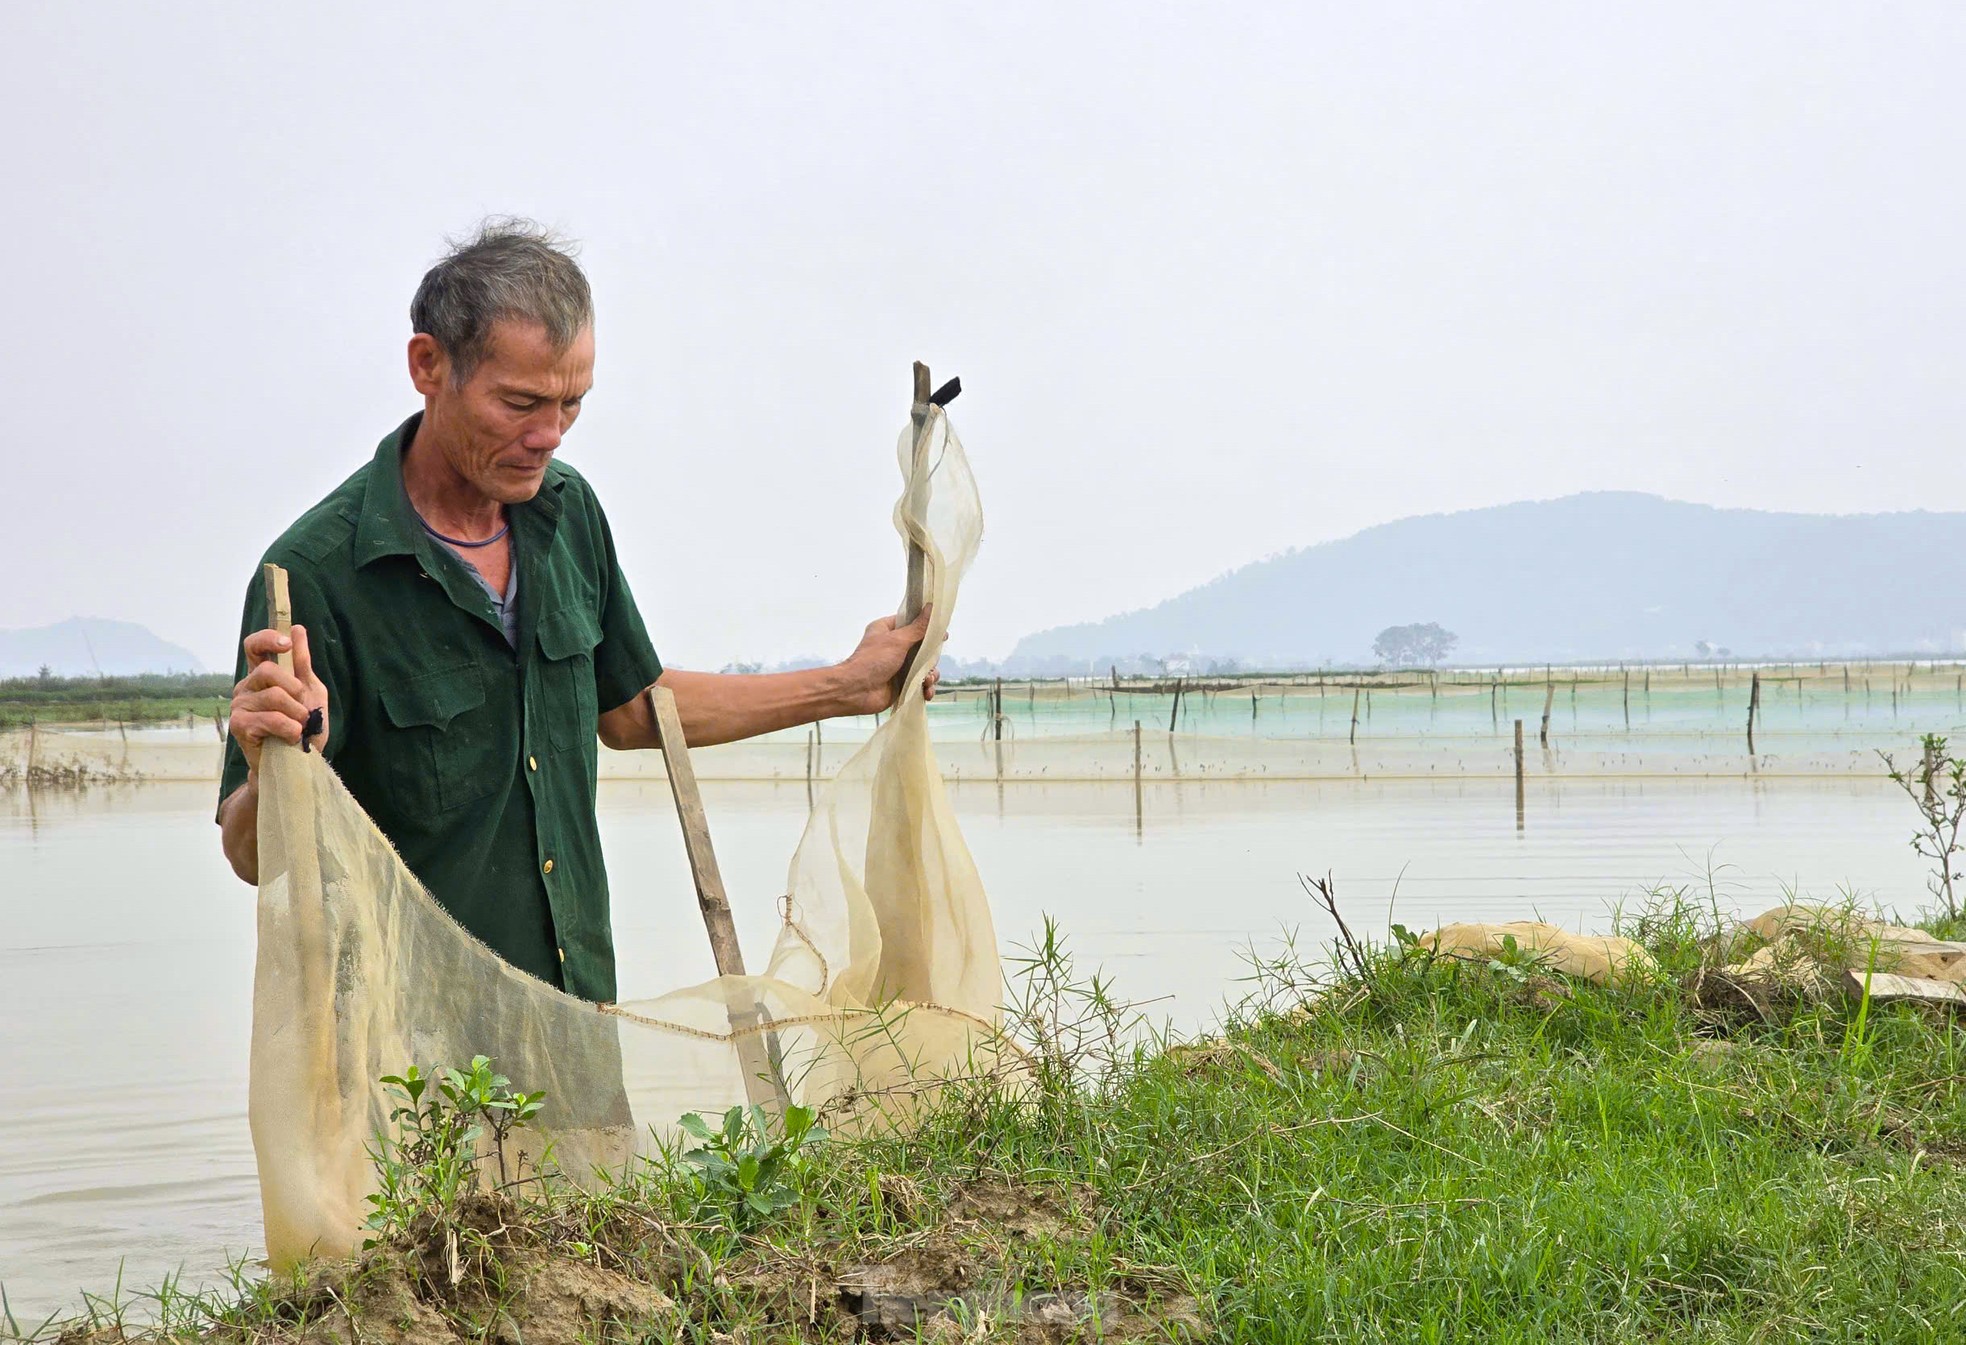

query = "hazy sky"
(3, 4), (1962, 669)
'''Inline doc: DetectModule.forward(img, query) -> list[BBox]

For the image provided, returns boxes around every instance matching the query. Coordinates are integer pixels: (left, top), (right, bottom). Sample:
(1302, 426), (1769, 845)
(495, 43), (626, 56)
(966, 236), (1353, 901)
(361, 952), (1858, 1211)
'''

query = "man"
(219, 218), (934, 1003)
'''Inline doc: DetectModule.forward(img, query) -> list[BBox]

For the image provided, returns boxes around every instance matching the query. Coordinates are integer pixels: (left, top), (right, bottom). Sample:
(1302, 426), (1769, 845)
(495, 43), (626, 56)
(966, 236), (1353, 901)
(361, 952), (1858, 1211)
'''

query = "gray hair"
(410, 217), (593, 385)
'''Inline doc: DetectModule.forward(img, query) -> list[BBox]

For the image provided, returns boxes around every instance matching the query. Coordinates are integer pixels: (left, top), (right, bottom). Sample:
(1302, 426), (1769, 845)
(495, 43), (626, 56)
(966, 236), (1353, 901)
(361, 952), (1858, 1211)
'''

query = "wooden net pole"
(647, 684), (788, 1113)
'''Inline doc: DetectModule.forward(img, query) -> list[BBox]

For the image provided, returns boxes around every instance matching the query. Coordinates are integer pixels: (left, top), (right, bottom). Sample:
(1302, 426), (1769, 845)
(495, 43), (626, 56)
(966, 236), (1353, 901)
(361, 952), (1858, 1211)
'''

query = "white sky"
(3, 3), (1962, 669)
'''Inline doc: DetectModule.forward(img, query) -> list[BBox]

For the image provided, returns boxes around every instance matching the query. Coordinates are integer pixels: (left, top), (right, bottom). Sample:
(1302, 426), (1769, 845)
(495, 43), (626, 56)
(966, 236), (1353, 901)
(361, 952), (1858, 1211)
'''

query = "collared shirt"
(219, 413), (662, 1001)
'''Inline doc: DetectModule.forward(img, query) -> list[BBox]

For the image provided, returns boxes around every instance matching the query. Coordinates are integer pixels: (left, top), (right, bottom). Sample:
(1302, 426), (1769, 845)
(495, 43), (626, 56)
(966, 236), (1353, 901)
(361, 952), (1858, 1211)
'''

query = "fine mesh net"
(248, 404), (1001, 1267)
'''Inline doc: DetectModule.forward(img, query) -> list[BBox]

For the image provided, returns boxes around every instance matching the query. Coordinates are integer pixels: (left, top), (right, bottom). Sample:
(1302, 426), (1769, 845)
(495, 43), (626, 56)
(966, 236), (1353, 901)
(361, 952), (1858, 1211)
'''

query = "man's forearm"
(219, 778), (261, 884)
(602, 665), (870, 751)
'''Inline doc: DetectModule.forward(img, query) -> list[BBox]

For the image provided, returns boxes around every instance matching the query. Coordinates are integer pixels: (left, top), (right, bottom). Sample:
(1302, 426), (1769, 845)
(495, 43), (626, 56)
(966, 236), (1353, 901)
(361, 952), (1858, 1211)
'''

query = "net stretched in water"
(9, 660), (1960, 786)
(249, 404), (1000, 1267)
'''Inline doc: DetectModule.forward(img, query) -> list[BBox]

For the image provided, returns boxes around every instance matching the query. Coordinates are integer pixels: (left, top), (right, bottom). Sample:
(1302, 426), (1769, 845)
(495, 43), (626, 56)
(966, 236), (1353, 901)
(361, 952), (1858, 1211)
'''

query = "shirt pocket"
(379, 664), (499, 813)
(536, 605), (603, 753)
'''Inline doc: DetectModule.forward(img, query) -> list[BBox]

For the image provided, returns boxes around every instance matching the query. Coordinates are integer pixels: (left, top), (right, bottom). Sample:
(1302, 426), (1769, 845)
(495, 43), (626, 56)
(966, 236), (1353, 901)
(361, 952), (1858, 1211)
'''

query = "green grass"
(18, 895), (1966, 1342)
(0, 672), (232, 730)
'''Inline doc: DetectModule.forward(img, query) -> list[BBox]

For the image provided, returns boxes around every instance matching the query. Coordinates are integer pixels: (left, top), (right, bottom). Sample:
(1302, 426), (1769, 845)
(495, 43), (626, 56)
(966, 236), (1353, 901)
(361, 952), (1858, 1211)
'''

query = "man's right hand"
(230, 625), (331, 775)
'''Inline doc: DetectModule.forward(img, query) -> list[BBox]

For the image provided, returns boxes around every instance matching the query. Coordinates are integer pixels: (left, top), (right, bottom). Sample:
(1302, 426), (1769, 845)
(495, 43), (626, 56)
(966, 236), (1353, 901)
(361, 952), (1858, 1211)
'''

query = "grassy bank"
(19, 896), (1966, 1343)
(0, 673), (232, 730)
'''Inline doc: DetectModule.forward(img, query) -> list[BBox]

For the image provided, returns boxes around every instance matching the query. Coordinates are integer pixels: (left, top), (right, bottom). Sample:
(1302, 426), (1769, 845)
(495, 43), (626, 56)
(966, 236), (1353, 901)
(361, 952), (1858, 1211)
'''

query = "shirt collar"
(353, 411), (565, 569)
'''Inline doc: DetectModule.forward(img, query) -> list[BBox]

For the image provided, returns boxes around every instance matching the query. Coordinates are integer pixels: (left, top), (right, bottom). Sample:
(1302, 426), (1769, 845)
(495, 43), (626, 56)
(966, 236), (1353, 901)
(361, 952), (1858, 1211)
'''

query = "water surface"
(0, 774), (1933, 1325)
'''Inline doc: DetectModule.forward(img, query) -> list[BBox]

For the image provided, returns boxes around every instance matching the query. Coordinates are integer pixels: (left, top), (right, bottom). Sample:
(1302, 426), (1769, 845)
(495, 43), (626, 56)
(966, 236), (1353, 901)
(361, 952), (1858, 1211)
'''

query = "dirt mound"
(242, 1194), (674, 1345)
(721, 1178), (1201, 1342)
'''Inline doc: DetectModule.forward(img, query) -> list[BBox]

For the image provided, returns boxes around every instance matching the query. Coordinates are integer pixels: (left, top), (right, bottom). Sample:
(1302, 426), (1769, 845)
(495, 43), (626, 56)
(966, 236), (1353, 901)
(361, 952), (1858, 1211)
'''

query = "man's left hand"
(843, 605), (940, 713)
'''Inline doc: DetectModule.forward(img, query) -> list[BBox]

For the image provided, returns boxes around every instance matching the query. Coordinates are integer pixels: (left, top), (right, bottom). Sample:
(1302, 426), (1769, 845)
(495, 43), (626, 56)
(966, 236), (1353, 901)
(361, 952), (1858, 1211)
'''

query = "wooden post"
(1539, 681), (1554, 749)
(1514, 719), (1525, 830)
(1623, 669), (1630, 730)
(1747, 670), (1761, 755)
(647, 685), (787, 1112)
(993, 677), (1003, 741)
(891, 361), (935, 703)
(260, 564), (341, 1143)
(1349, 686), (1361, 745)
(1133, 719), (1143, 833)
(1490, 680), (1499, 730)
(1169, 676), (1184, 733)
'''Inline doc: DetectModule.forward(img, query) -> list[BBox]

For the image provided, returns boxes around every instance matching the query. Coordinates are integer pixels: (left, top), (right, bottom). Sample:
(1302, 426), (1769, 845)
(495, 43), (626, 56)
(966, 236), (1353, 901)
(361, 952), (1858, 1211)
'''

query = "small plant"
(363, 1057), (545, 1245)
(1880, 733), (1966, 919)
(676, 1103), (826, 1226)
(1484, 932), (1541, 985)
(1002, 916), (1141, 1102)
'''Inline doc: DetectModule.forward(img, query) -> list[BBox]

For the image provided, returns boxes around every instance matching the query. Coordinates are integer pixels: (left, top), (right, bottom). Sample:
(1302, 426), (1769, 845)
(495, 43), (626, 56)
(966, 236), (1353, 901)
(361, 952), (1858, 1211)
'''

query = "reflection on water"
(0, 774), (1932, 1322)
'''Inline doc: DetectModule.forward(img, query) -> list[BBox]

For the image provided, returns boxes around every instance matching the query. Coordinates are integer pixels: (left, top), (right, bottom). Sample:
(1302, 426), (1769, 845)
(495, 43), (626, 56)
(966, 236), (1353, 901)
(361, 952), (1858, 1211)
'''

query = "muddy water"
(0, 775), (1933, 1324)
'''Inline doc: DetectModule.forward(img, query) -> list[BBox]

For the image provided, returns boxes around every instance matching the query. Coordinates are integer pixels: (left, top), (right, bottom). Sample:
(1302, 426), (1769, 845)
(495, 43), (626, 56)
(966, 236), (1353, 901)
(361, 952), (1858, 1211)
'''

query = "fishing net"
(248, 403), (1001, 1267)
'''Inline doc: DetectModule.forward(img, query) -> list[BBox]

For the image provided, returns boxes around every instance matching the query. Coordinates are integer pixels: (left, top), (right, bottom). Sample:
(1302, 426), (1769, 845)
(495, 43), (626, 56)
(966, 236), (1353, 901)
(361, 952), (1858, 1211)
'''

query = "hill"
(0, 617), (209, 678)
(1006, 492), (1964, 671)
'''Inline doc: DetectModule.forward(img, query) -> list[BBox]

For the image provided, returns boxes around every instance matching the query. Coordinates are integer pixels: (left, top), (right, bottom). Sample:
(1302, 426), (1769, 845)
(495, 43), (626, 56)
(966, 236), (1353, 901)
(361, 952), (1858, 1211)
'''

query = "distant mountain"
(0, 618), (208, 678)
(1007, 493), (1966, 671)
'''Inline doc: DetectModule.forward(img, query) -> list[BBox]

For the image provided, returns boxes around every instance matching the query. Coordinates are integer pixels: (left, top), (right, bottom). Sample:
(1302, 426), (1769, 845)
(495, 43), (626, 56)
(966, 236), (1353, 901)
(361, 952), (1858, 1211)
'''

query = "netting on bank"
(247, 404), (1002, 1267)
(7, 662), (1963, 785)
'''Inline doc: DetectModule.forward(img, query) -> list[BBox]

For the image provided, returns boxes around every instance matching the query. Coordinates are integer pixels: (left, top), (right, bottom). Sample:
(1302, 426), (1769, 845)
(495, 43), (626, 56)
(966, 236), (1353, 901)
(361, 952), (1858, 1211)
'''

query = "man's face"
(411, 318), (595, 504)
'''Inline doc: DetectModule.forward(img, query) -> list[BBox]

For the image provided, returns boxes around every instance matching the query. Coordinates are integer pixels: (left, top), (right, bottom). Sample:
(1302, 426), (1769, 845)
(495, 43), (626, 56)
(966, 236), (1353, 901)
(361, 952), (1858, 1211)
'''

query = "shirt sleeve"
(590, 493), (663, 714)
(215, 558), (350, 822)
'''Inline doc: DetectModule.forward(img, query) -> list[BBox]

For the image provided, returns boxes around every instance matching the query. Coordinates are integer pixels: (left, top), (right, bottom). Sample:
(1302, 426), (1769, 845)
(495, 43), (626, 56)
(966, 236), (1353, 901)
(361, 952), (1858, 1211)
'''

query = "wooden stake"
(263, 562), (295, 673)
(1747, 671), (1761, 755)
(1514, 718), (1525, 830)
(1539, 682), (1554, 749)
(1133, 719), (1143, 833)
(1349, 686), (1361, 745)
(892, 362), (935, 702)
(647, 685), (787, 1111)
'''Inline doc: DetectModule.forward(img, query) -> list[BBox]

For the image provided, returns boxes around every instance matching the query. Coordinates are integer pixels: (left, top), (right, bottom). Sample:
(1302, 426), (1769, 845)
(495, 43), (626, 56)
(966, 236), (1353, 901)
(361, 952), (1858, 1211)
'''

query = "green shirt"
(220, 413), (662, 1002)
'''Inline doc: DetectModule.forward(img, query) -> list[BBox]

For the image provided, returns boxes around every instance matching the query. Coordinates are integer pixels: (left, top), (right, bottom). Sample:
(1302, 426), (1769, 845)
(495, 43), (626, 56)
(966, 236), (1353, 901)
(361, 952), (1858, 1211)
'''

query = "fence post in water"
(1514, 719), (1525, 830)
(1349, 686), (1361, 745)
(1539, 682), (1554, 749)
(1169, 676), (1184, 733)
(1623, 669), (1631, 730)
(26, 716), (38, 780)
(1133, 719), (1143, 832)
(1491, 681), (1499, 730)
(1746, 671), (1761, 755)
(993, 678), (1003, 741)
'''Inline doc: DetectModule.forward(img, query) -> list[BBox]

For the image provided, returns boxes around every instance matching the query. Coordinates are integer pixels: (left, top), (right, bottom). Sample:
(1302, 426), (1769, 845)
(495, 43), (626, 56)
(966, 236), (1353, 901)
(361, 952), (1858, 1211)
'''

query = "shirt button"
(542, 859), (555, 875)
(528, 755), (538, 771)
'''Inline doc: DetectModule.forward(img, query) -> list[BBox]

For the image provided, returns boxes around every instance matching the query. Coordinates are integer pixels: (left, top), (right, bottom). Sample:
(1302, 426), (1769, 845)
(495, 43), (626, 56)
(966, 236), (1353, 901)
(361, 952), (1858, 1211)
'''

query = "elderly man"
(218, 219), (933, 1003)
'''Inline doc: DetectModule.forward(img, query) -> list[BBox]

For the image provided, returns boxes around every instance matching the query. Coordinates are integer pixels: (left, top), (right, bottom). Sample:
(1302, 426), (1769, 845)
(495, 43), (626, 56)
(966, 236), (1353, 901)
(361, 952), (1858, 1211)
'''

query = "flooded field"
(0, 763), (1943, 1325)
(7, 660), (1964, 785)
